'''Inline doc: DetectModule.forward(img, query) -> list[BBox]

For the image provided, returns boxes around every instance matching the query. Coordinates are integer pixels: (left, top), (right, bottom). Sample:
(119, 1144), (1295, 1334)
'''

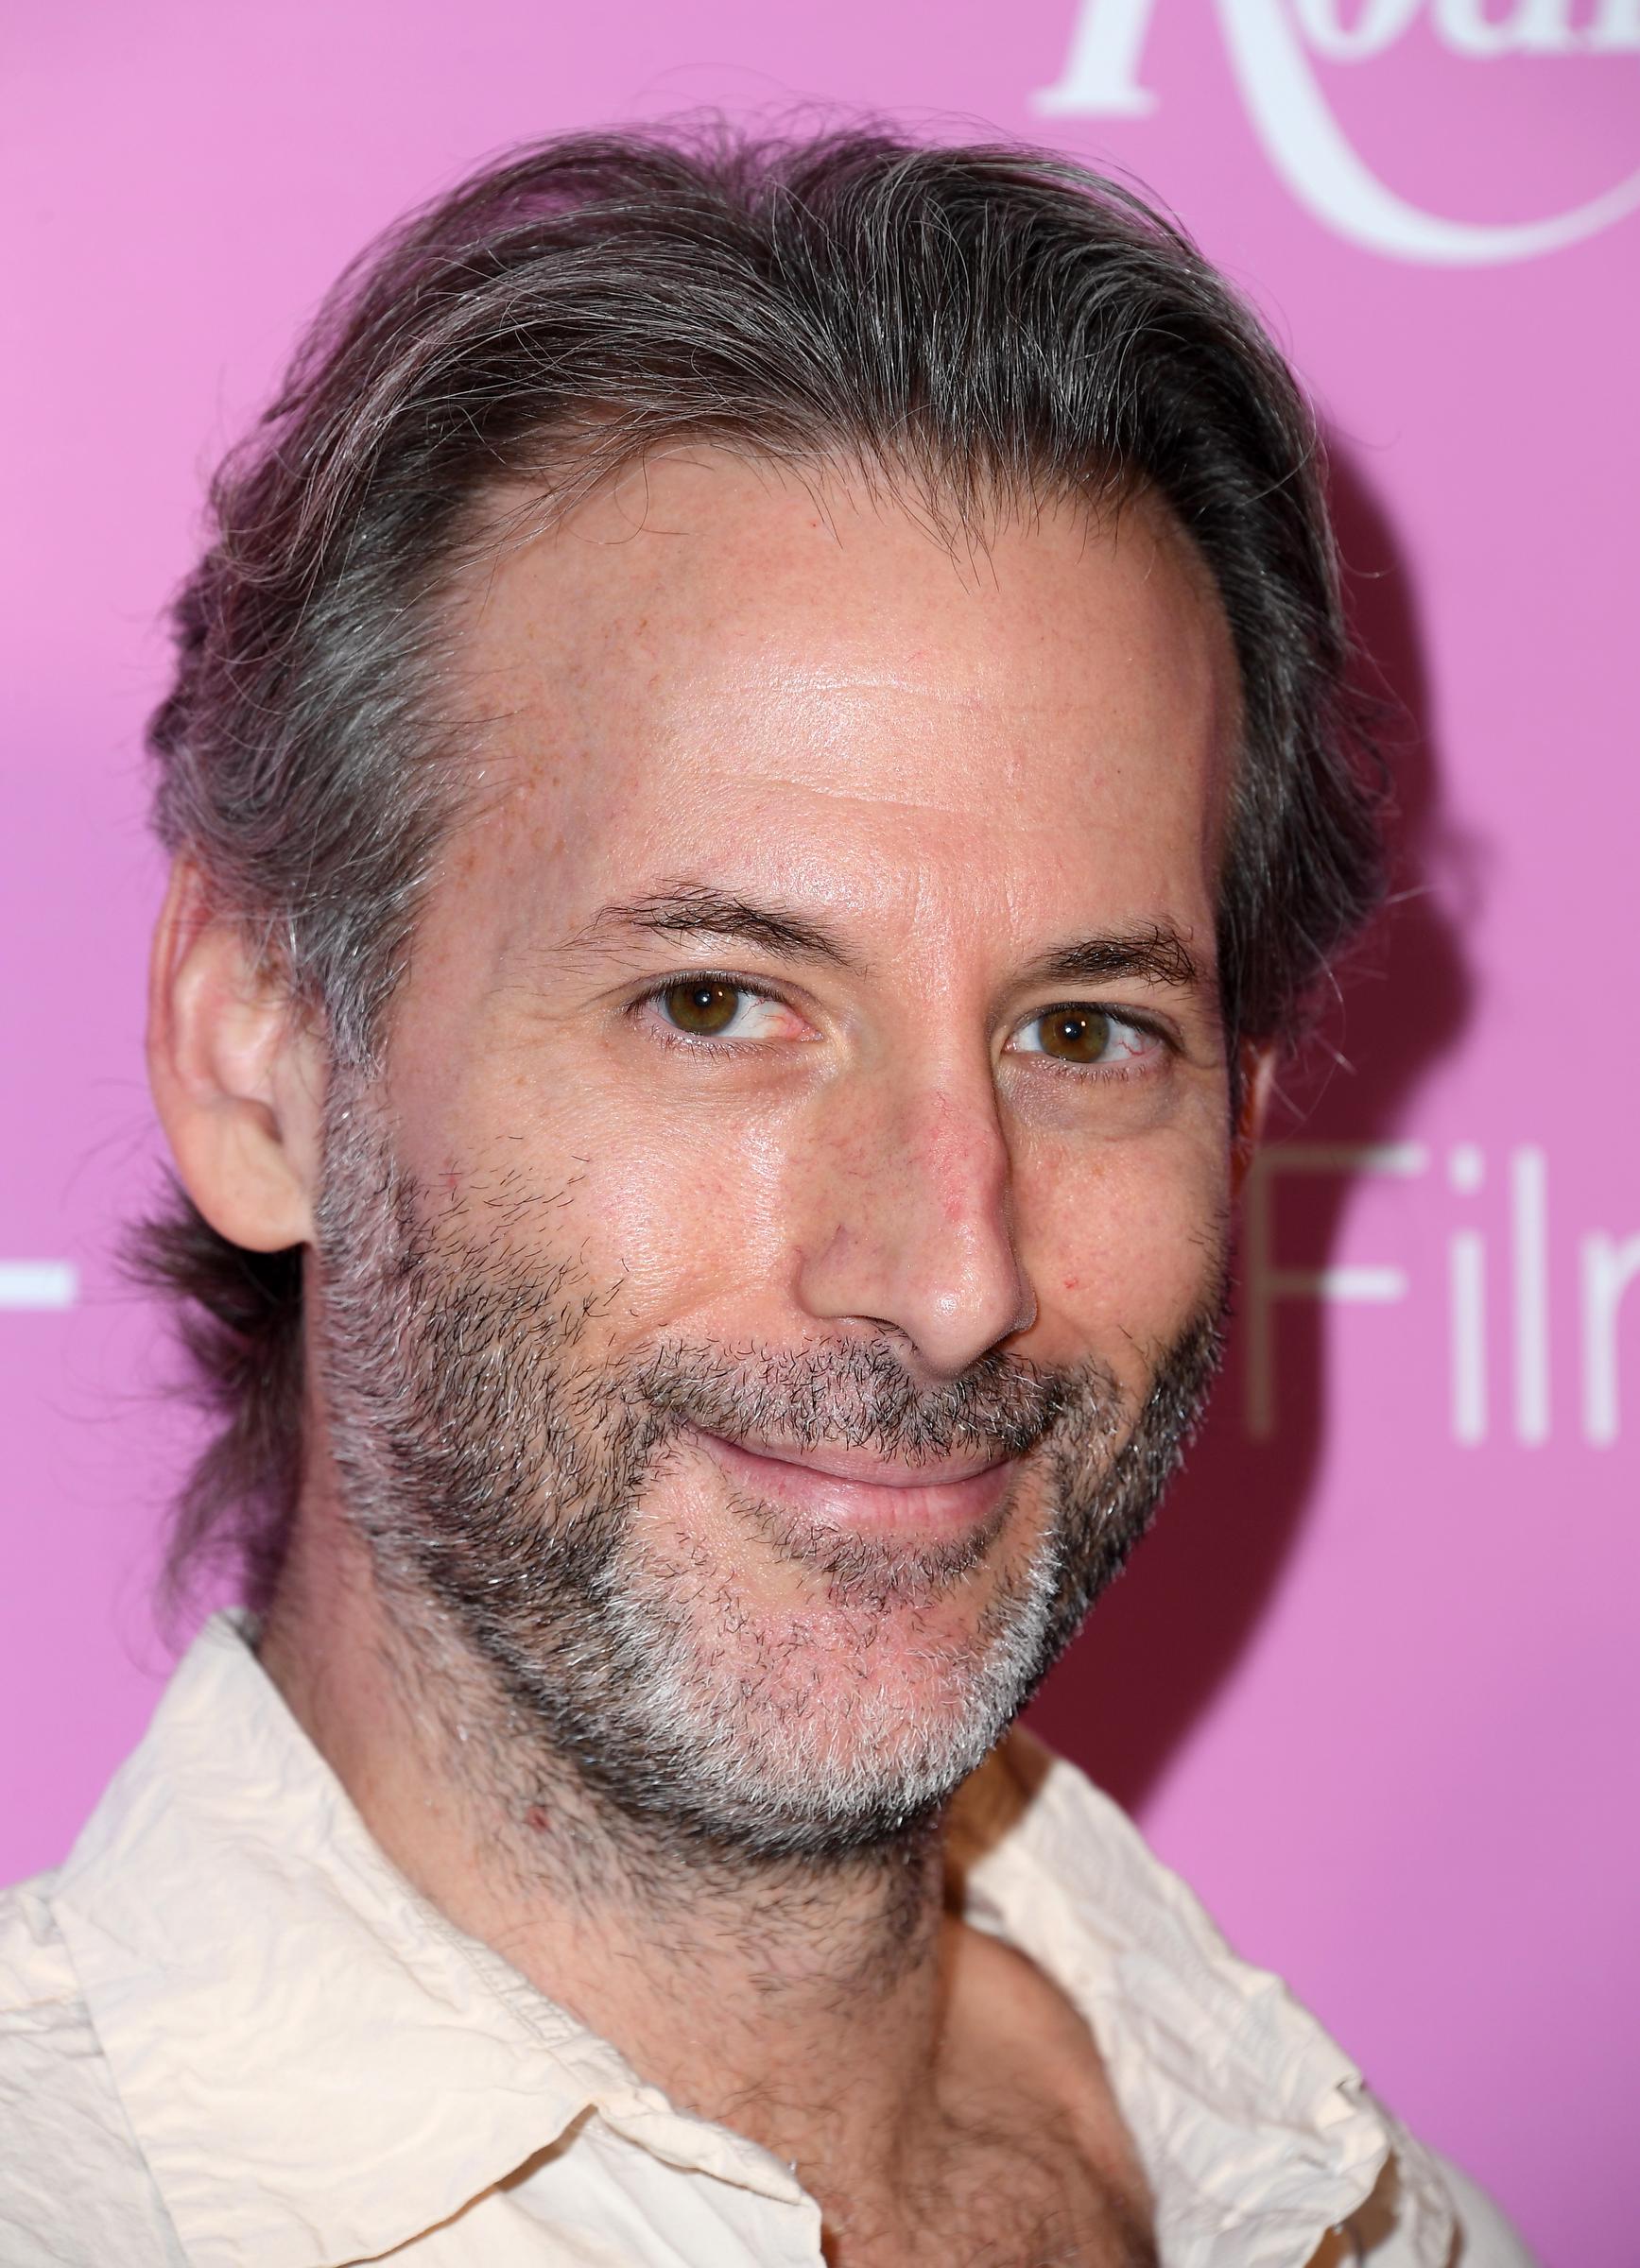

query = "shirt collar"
(51, 1613), (800, 2268)
(950, 1732), (1454, 2267)
(52, 1613), (1450, 2268)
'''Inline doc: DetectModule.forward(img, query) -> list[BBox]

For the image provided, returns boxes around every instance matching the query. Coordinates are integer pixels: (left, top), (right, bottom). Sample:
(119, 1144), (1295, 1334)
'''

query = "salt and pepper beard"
(311, 1087), (1229, 1866)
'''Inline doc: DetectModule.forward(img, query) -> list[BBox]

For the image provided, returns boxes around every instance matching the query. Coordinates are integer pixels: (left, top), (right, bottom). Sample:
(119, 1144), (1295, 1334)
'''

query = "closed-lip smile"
(689, 1426), (1018, 1533)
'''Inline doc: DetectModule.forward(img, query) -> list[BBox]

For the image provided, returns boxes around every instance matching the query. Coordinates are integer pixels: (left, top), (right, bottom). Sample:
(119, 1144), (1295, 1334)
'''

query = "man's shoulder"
(0, 1872), (183, 2267)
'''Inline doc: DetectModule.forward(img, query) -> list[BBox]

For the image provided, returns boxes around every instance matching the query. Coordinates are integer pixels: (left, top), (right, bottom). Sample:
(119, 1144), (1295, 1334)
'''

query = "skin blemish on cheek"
(525, 1805), (549, 1834)
(1063, 1277), (1080, 1292)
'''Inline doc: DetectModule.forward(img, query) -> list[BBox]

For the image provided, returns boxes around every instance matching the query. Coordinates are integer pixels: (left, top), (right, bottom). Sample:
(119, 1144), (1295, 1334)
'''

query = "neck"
(256, 1485), (961, 2188)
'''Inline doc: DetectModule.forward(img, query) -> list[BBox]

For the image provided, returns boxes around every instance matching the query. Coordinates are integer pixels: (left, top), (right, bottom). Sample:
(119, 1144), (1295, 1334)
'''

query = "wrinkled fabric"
(0, 1614), (1533, 2267)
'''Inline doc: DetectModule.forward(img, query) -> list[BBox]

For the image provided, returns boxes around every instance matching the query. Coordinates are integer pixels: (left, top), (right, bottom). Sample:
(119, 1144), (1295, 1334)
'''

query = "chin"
(584, 1511), (1063, 1858)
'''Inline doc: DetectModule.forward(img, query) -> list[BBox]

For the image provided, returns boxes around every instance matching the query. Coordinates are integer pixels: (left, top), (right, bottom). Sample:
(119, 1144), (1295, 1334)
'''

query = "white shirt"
(0, 1613), (1532, 2266)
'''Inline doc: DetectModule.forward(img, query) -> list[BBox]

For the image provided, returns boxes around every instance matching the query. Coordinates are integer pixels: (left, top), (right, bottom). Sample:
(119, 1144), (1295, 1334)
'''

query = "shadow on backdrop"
(1027, 436), (1476, 1813)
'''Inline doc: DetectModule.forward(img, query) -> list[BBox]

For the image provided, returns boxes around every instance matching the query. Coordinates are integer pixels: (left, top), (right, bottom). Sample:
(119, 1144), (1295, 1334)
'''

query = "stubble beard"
(309, 1092), (1228, 1868)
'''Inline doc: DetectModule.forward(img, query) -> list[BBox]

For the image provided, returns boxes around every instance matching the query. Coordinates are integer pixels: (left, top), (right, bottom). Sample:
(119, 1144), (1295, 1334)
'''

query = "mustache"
(621, 1334), (1128, 1467)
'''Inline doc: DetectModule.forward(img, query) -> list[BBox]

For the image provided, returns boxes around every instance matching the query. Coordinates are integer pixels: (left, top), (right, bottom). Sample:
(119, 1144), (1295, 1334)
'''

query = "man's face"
(312, 455), (1241, 1857)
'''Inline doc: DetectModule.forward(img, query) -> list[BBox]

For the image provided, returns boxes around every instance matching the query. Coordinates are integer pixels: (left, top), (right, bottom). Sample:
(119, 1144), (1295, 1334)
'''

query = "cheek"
(1018, 1130), (1229, 1390)
(586, 1131), (785, 1312)
(387, 988), (812, 1340)
(472, 1085), (805, 1341)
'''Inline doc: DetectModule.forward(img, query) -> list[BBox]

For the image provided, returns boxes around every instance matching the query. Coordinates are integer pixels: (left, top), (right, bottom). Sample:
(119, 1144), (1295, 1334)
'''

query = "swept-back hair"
(137, 121), (1386, 1612)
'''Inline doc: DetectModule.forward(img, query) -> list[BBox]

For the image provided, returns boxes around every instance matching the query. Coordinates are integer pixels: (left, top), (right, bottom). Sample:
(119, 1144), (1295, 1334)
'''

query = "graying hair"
(136, 120), (1386, 1612)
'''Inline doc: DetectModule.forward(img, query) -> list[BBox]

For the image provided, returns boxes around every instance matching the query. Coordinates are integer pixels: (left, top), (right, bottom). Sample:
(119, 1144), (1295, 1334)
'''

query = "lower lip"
(692, 1431), (1017, 1536)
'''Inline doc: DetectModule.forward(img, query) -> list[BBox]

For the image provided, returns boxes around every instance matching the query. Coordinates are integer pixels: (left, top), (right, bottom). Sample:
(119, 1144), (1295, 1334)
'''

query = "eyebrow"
(566, 885), (863, 969)
(565, 885), (1206, 997)
(1016, 924), (1205, 994)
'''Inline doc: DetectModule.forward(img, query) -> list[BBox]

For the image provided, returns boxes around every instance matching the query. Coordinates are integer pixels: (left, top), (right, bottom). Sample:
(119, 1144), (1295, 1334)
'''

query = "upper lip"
(698, 1430), (1010, 1488)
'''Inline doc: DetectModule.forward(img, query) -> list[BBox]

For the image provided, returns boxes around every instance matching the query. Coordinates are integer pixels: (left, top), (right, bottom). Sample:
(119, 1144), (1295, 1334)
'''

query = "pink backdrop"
(5, 7), (1636, 2259)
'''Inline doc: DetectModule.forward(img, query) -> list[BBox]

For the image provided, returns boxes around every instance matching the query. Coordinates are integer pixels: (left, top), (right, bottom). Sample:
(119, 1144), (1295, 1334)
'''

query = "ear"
(147, 861), (326, 1252)
(1230, 1042), (1277, 1202)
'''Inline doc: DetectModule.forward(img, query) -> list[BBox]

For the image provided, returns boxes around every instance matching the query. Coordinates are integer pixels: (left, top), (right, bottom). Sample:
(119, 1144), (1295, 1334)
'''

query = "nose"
(795, 1070), (1037, 1379)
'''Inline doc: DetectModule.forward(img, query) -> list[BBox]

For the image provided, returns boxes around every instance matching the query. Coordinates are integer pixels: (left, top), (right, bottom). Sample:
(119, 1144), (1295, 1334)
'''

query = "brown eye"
(1035, 1007), (1112, 1063)
(661, 980), (742, 1036)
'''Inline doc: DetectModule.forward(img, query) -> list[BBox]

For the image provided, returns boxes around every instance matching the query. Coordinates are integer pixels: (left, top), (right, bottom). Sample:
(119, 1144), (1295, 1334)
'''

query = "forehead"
(440, 452), (1240, 958)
